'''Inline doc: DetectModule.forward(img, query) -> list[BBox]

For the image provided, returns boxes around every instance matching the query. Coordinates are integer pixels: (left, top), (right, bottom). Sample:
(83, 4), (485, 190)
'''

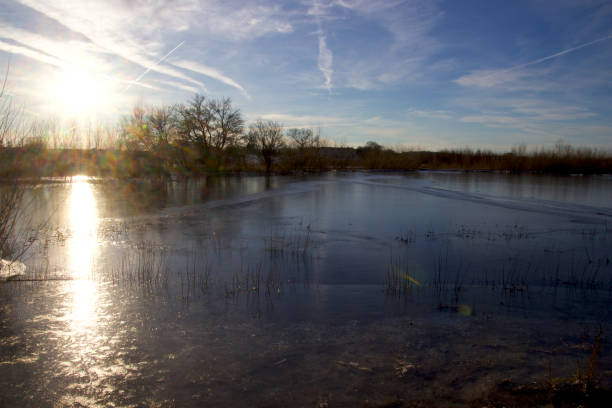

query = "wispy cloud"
(455, 34), (612, 89)
(364, 116), (381, 123)
(13, 1), (205, 88)
(126, 41), (186, 91)
(0, 39), (66, 69)
(8, 0), (299, 98)
(255, 111), (417, 137)
(2, 0), (611, 148)
(151, 79), (202, 95)
(317, 35), (333, 93)
(171, 59), (248, 97)
(254, 112), (351, 128)
(311, 0), (334, 93)
(459, 115), (524, 126)
(0, 23), (110, 72)
(206, 3), (293, 40)
(325, 0), (440, 90)
(452, 67), (558, 91)
(510, 104), (595, 121)
(407, 109), (454, 120)
(458, 102), (596, 133)
(510, 33), (612, 71)
(0, 22), (206, 108)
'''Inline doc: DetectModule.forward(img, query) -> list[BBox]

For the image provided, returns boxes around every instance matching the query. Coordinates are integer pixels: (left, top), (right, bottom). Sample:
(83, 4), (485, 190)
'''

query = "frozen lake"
(1, 171), (611, 406)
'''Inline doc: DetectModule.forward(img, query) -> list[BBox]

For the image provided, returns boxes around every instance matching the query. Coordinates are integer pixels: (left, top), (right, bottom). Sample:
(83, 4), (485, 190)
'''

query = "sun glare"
(68, 177), (98, 279)
(50, 68), (113, 118)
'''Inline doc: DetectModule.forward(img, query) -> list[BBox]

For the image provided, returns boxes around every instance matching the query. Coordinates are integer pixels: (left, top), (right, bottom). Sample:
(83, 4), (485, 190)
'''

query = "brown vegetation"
(354, 143), (612, 174)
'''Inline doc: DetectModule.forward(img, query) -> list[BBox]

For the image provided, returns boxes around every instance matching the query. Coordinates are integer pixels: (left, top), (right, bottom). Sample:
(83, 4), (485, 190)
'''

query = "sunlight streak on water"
(65, 177), (100, 338)
(61, 178), (113, 401)
(67, 279), (99, 333)
(68, 177), (98, 279)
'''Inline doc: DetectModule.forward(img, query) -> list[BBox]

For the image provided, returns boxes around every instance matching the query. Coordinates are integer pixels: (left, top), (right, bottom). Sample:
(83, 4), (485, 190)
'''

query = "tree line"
(1, 91), (334, 176)
(2, 90), (612, 178)
(115, 94), (325, 175)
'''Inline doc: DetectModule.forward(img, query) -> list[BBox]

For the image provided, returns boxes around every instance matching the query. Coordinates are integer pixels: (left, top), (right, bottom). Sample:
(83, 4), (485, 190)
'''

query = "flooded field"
(1, 172), (612, 407)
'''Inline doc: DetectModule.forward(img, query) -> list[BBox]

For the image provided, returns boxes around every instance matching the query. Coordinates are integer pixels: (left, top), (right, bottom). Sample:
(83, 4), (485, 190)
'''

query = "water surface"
(1, 172), (611, 406)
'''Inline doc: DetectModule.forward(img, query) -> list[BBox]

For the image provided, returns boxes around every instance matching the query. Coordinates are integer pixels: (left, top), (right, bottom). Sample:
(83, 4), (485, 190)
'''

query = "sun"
(50, 68), (114, 118)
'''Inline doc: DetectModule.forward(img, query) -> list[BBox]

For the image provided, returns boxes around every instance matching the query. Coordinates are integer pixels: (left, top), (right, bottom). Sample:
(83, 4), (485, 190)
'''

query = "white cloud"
(11, 0), (293, 91)
(13, 0), (205, 88)
(330, 0), (440, 51)
(310, 0), (334, 92)
(0, 39), (66, 69)
(316, 0), (441, 90)
(206, 3), (293, 39)
(0, 23), (111, 72)
(317, 35), (333, 93)
(458, 102), (597, 138)
(453, 67), (562, 92)
(151, 78), (202, 95)
(407, 109), (453, 120)
(323, 0), (406, 16)
(171, 59), (247, 96)
(460, 115), (522, 125)
(511, 104), (595, 121)
(113, 79), (160, 91)
(254, 112), (351, 128)
(454, 69), (528, 89)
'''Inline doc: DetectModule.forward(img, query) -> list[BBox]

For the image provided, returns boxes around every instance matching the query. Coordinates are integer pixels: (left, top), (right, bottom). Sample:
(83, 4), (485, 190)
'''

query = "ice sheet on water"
(151, 181), (324, 219)
(352, 176), (612, 224)
(0, 259), (26, 280)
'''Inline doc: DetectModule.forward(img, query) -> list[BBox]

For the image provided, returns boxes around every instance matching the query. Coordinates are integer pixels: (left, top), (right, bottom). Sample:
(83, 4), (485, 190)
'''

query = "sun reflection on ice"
(56, 177), (127, 403)
(66, 176), (100, 333)
(68, 176), (98, 279)
(68, 279), (99, 332)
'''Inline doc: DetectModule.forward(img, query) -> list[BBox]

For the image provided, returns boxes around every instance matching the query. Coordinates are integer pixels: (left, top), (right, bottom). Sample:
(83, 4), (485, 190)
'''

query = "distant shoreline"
(1, 144), (611, 180)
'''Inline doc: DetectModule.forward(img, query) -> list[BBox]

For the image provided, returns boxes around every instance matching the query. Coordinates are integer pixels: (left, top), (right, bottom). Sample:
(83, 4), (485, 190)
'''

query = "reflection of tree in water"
(99, 179), (169, 217)
(199, 175), (230, 202)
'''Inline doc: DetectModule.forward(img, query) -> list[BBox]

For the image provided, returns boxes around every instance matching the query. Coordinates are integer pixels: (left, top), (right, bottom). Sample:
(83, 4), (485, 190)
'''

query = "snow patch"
(0, 259), (26, 281)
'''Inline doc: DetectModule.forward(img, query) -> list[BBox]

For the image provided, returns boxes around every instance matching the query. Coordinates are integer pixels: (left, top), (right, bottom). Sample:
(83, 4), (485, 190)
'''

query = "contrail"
(123, 41), (185, 92)
(312, 0), (333, 94)
(507, 34), (612, 72)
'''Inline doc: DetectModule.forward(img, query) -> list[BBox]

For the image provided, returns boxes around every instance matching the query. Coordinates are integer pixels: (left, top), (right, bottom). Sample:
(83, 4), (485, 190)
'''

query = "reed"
(109, 242), (168, 289)
(265, 228), (313, 259)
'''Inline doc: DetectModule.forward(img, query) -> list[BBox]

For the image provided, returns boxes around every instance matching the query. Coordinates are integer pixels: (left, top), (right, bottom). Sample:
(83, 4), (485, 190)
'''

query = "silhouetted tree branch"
(247, 120), (285, 173)
(209, 97), (243, 150)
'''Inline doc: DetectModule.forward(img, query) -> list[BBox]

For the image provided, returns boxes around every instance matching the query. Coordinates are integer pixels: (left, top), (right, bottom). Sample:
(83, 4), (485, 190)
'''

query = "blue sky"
(1, 0), (611, 149)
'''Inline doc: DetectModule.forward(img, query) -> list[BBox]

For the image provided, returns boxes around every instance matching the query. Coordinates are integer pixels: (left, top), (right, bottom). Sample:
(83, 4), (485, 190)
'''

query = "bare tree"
(208, 97), (243, 150)
(247, 120), (285, 173)
(0, 65), (18, 148)
(147, 105), (175, 147)
(174, 94), (244, 152)
(174, 94), (213, 151)
(119, 104), (177, 152)
(91, 121), (105, 150)
(0, 185), (24, 260)
(286, 128), (319, 150)
(285, 127), (325, 170)
(0, 66), (35, 262)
